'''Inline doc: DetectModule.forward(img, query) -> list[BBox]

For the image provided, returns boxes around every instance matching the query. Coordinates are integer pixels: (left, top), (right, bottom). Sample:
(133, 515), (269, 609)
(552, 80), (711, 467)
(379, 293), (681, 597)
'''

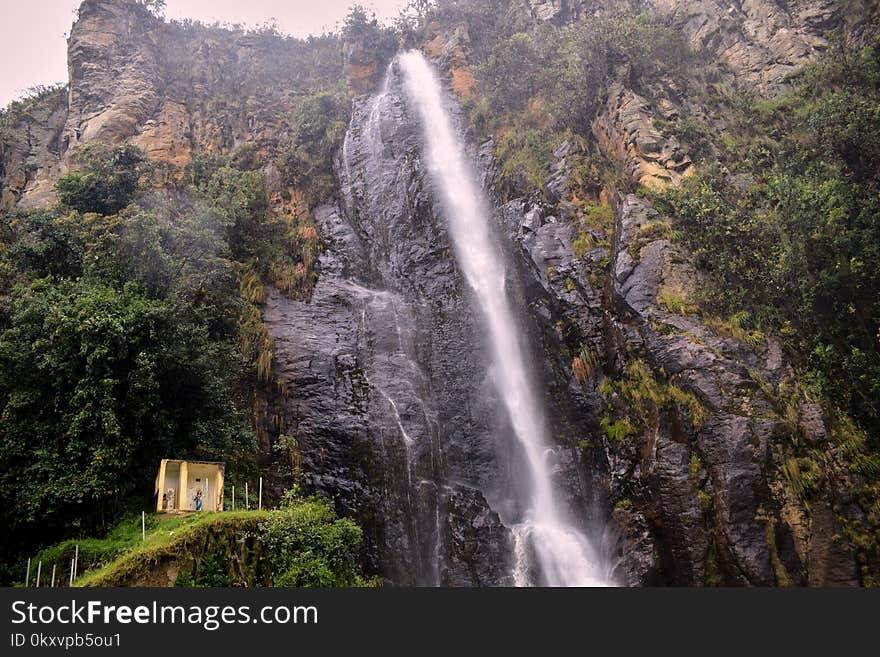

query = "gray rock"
(442, 485), (514, 586)
(652, 437), (710, 584)
(611, 506), (659, 586)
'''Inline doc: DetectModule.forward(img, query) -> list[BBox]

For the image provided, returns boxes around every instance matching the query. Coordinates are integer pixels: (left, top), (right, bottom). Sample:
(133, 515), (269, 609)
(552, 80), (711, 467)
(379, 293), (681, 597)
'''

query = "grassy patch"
(600, 416), (637, 442)
(657, 283), (698, 315)
(704, 312), (765, 347)
(572, 203), (612, 259)
(572, 344), (601, 385)
(72, 511), (268, 587)
(605, 359), (709, 434)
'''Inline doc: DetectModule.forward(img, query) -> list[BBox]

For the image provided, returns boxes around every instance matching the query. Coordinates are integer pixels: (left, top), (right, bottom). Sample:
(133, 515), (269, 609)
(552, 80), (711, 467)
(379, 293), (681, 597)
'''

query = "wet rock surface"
(262, 61), (617, 584)
(264, 70), (513, 584)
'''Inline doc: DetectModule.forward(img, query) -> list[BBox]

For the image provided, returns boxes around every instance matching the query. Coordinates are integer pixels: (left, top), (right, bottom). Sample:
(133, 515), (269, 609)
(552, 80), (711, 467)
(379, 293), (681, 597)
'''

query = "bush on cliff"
(258, 489), (372, 587)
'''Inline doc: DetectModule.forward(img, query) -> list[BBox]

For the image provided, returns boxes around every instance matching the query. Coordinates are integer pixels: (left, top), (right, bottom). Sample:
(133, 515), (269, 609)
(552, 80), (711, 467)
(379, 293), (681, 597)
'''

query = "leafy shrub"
(600, 416), (636, 442)
(277, 90), (349, 205)
(55, 145), (150, 215)
(478, 31), (555, 115)
(258, 489), (370, 587)
(0, 278), (253, 557)
(342, 5), (399, 65)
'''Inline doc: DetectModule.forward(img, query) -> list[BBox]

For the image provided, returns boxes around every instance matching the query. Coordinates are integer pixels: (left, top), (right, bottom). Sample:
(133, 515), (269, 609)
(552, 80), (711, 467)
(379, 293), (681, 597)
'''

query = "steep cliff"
(495, 0), (880, 585)
(2, 0), (344, 210)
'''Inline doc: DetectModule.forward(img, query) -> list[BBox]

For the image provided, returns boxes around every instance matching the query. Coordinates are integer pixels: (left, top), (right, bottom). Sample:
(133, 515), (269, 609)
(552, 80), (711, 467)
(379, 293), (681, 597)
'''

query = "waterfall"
(399, 50), (612, 586)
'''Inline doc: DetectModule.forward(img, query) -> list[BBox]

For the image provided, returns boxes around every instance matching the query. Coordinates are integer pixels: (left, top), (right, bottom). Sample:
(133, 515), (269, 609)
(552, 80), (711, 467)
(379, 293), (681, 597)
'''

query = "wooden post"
(141, 511), (146, 541)
(25, 558), (30, 587)
(232, 485), (235, 511)
(69, 559), (74, 587)
(258, 477), (263, 510)
(36, 561), (41, 588)
(51, 564), (56, 588)
(73, 544), (79, 581)
(245, 482), (249, 510)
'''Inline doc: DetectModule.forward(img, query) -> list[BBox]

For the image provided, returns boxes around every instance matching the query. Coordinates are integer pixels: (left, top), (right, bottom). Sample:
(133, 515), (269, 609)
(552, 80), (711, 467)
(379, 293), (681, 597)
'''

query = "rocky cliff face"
(512, 0), (875, 585)
(262, 74), (511, 584)
(650, 0), (840, 91)
(3, 0), (342, 211)
(525, 181), (864, 585)
(2, 0), (876, 585)
(262, 63), (609, 584)
(531, 0), (851, 91)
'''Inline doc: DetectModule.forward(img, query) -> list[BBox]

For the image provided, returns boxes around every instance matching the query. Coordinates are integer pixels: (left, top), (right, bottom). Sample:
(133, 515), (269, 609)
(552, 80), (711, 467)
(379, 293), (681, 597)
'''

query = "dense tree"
(0, 278), (251, 554)
(0, 146), (257, 568)
(55, 144), (150, 216)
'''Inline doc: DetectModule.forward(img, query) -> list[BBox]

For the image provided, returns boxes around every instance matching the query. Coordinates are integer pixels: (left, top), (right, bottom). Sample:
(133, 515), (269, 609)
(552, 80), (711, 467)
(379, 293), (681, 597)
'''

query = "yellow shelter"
(155, 459), (224, 512)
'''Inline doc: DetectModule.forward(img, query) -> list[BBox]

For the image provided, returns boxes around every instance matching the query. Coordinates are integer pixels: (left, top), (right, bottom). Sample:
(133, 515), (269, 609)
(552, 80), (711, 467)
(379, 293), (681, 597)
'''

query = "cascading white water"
(399, 50), (612, 587)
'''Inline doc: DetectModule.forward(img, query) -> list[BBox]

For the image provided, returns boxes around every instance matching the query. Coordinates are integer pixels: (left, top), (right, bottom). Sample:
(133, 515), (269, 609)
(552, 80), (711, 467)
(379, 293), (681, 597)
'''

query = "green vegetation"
(703, 312), (766, 348)
(36, 512), (263, 586)
(431, 3), (691, 262)
(259, 489), (371, 587)
(464, 8), (691, 129)
(571, 202), (613, 258)
(342, 5), (399, 64)
(0, 123), (365, 582)
(276, 90), (349, 206)
(653, 116), (714, 162)
(55, 144), (150, 215)
(600, 416), (636, 442)
(656, 283), (698, 315)
(0, 142), (322, 573)
(77, 511), (265, 587)
(0, 147), (259, 572)
(0, 275), (251, 533)
(493, 121), (557, 198)
(0, 84), (67, 138)
(600, 359), (708, 438)
(651, 36), (880, 449)
(27, 492), (370, 588)
(0, 1), (357, 578)
(458, 8), (692, 197)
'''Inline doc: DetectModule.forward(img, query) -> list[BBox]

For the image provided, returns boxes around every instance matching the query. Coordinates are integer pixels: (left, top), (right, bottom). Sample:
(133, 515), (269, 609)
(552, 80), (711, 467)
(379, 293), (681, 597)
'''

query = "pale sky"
(0, 0), (407, 108)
